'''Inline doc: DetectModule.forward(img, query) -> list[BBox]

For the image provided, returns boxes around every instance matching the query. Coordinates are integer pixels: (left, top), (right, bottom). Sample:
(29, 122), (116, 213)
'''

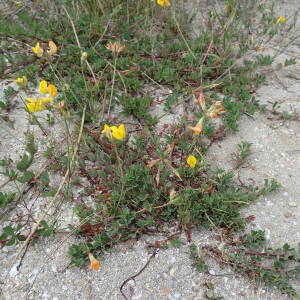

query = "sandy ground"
(0, 1), (300, 299)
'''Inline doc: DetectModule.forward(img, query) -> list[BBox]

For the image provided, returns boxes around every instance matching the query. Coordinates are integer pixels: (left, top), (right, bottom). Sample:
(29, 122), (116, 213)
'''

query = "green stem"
(107, 55), (117, 118)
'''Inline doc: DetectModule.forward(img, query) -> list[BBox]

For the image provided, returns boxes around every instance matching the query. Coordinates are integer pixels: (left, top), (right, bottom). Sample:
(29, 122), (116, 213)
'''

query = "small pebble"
(265, 228), (271, 240)
(169, 267), (176, 277)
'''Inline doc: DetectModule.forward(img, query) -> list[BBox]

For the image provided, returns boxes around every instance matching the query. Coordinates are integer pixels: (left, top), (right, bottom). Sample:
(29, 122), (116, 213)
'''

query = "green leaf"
(171, 239), (181, 248)
(16, 153), (33, 172)
(7, 237), (17, 246)
(40, 171), (50, 186)
(0, 192), (16, 207)
(3, 226), (14, 235)
(17, 171), (35, 183)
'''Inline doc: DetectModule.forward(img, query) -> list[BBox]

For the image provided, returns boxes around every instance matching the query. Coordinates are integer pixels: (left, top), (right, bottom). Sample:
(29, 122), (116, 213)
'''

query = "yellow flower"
(42, 97), (53, 103)
(277, 16), (286, 24)
(39, 80), (57, 97)
(106, 41), (126, 55)
(187, 155), (197, 168)
(88, 253), (100, 271)
(111, 124), (126, 140)
(39, 80), (48, 94)
(47, 41), (58, 55)
(32, 42), (44, 57)
(101, 124), (112, 136)
(25, 97), (53, 113)
(15, 76), (28, 88)
(101, 124), (126, 140)
(14, 1), (24, 8)
(48, 84), (57, 97)
(157, 0), (170, 7)
(81, 52), (88, 63)
(26, 98), (44, 112)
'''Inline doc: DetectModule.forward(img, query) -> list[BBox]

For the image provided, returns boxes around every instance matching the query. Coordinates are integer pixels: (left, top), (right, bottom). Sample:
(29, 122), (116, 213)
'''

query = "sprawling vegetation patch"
(0, 0), (299, 297)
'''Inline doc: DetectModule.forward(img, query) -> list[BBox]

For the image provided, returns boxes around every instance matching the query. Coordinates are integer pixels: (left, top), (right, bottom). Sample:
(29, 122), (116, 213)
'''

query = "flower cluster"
(106, 41), (125, 55)
(32, 41), (58, 57)
(207, 101), (226, 118)
(188, 89), (226, 135)
(25, 80), (58, 113)
(102, 124), (126, 140)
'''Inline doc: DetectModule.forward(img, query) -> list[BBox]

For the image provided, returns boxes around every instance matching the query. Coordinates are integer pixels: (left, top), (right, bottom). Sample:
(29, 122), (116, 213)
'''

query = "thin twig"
(120, 251), (157, 300)
(62, 5), (97, 84)
(2, 106), (86, 292)
(16, 241), (30, 271)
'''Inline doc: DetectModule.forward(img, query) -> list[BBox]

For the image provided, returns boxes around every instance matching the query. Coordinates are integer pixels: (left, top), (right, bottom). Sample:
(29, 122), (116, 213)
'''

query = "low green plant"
(232, 141), (252, 168)
(197, 231), (300, 298)
(0, 0), (298, 297)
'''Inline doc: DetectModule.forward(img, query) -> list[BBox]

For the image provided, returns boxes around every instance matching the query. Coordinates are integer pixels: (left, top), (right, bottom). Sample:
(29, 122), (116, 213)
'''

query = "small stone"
(163, 288), (171, 296)
(209, 269), (216, 275)
(265, 228), (271, 240)
(127, 279), (135, 286)
(192, 286), (199, 292)
(9, 264), (18, 277)
(169, 256), (176, 264)
(288, 202), (298, 207)
(169, 267), (176, 277)
(284, 212), (293, 218)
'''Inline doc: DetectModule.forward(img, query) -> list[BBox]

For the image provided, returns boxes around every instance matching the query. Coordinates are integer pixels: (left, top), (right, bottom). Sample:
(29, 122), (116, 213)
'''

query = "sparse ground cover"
(0, 0), (300, 299)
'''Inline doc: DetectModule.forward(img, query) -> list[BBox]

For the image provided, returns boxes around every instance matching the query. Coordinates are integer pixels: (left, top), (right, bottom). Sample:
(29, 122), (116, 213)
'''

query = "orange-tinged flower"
(188, 125), (203, 135)
(32, 42), (44, 57)
(47, 41), (58, 55)
(214, 101), (223, 107)
(106, 41), (125, 54)
(88, 253), (100, 271)
(147, 159), (161, 168)
(188, 117), (204, 135)
(207, 101), (226, 118)
(157, 0), (171, 7)
(53, 101), (65, 110)
(209, 112), (218, 118)
(187, 155), (197, 168)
